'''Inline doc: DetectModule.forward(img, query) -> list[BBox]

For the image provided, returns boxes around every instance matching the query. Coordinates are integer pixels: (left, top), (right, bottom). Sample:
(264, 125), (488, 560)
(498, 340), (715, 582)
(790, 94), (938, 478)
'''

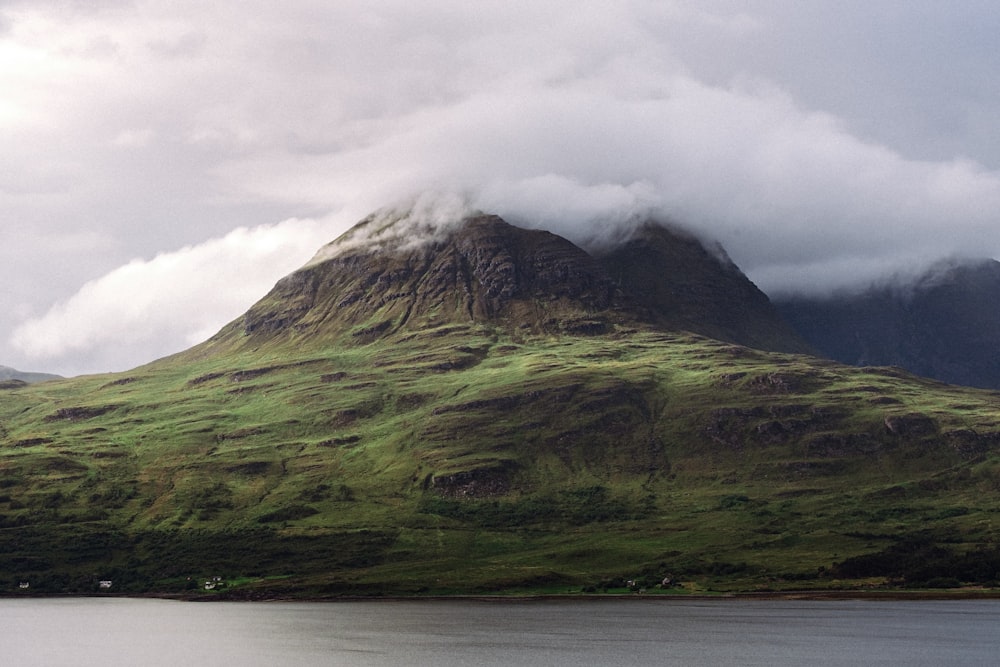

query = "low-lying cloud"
(10, 219), (330, 374)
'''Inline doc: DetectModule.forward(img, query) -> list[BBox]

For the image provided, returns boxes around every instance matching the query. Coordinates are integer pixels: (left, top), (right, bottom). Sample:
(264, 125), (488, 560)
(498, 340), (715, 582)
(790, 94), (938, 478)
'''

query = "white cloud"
(112, 127), (154, 148)
(245, 68), (1000, 296)
(5, 1), (1000, 373)
(10, 218), (338, 374)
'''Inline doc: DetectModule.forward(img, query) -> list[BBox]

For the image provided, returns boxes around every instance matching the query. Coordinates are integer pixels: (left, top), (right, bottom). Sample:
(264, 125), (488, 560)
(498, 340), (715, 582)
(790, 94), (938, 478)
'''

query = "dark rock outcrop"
(884, 413), (938, 438)
(431, 465), (514, 498)
(234, 214), (624, 345)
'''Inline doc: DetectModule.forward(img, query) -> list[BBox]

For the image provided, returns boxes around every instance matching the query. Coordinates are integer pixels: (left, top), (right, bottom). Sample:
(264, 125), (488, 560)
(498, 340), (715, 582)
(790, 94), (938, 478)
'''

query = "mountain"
(0, 365), (61, 385)
(2, 210), (1000, 597)
(189, 212), (809, 357)
(594, 222), (811, 354)
(775, 259), (1000, 389)
(212, 213), (625, 347)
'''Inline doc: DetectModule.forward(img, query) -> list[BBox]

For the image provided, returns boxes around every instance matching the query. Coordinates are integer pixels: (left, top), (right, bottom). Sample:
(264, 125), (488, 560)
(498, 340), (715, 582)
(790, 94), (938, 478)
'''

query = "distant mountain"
(775, 258), (1000, 389)
(0, 365), (61, 385)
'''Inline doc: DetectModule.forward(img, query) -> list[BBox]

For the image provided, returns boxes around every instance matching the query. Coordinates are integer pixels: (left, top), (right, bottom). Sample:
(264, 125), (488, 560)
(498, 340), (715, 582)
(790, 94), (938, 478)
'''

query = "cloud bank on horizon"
(4, 1), (1000, 375)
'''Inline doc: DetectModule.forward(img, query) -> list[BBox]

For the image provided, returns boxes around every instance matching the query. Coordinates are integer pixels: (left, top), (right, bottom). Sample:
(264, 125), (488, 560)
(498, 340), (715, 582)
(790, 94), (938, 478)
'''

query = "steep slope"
(190, 212), (806, 358)
(194, 214), (625, 355)
(776, 259), (1000, 389)
(3, 211), (1000, 597)
(6, 324), (1000, 596)
(595, 222), (811, 354)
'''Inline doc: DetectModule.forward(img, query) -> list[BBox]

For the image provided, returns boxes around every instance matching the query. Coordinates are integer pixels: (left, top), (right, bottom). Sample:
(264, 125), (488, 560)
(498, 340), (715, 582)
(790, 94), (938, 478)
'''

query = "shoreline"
(170, 588), (1000, 603)
(7, 587), (1000, 603)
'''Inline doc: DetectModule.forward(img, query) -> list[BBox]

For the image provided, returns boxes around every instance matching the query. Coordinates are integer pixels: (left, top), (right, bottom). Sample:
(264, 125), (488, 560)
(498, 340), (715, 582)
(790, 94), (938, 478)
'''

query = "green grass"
(2, 325), (1000, 596)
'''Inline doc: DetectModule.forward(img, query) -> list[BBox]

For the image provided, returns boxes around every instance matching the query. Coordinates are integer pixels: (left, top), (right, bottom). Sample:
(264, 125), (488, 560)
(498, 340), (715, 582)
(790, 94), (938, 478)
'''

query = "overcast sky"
(5, 1), (1000, 376)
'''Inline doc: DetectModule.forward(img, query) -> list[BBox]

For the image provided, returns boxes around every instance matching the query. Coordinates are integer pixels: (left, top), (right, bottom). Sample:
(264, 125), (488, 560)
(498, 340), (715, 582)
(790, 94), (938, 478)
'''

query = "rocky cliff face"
(775, 259), (1000, 389)
(595, 222), (812, 354)
(235, 214), (625, 344)
(201, 211), (807, 354)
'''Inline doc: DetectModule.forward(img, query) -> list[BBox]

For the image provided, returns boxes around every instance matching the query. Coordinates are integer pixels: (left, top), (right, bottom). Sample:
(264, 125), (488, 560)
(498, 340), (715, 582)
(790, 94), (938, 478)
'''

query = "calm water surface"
(2, 597), (998, 666)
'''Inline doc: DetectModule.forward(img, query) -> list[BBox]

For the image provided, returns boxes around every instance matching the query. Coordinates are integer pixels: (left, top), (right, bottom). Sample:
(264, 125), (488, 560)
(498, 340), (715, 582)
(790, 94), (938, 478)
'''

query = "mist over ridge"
(6, 2), (1000, 375)
(9, 185), (999, 377)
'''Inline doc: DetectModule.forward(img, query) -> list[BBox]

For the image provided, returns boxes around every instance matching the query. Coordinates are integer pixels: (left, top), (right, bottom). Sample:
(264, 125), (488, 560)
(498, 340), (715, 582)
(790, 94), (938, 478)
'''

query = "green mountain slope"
(2, 212), (1000, 597)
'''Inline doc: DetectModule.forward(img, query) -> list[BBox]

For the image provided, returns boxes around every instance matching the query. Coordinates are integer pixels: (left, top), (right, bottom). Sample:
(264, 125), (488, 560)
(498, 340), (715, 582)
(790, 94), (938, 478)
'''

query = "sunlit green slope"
(2, 212), (999, 596)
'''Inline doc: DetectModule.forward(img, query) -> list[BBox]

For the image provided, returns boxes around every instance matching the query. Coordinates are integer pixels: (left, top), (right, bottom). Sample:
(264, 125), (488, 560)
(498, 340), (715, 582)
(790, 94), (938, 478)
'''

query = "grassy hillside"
(3, 322), (1000, 596)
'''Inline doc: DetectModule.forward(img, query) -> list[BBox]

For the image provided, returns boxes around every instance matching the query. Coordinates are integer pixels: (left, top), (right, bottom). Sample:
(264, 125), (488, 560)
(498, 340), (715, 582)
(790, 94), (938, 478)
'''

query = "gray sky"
(4, 1), (1000, 376)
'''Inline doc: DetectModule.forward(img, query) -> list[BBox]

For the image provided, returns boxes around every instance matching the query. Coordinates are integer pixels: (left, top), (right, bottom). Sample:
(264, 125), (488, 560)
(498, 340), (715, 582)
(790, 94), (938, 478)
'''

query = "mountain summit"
(197, 210), (807, 355)
(595, 222), (810, 353)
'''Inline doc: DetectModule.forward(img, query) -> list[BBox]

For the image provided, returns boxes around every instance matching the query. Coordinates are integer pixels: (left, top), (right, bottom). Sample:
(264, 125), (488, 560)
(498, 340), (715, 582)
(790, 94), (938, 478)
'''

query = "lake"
(2, 597), (998, 666)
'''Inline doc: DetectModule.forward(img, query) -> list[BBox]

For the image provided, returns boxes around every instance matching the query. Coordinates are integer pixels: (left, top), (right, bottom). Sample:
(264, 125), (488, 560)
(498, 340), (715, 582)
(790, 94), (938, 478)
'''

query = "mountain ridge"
(187, 212), (808, 359)
(3, 209), (1000, 597)
(595, 221), (811, 354)
(776, 258), (1000, 389)
(0, 365), (61, 385)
